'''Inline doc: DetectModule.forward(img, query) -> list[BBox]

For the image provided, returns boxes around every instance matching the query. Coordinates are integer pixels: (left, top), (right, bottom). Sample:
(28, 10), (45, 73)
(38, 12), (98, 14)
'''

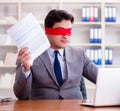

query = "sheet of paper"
(7, 13), (50, 65)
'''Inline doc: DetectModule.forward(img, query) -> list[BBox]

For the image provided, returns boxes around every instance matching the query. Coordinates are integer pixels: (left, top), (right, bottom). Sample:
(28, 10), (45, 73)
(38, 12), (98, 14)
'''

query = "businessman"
(14, 9), (98, 100)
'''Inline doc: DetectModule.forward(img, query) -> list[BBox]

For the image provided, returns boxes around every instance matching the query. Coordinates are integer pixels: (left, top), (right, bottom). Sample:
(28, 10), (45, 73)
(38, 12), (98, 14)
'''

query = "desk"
(0, 100), (120, 111)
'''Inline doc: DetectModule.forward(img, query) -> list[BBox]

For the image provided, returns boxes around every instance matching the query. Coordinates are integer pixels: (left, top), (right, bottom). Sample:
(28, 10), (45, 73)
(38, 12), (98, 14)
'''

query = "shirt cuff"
(22, 68), (31, 78)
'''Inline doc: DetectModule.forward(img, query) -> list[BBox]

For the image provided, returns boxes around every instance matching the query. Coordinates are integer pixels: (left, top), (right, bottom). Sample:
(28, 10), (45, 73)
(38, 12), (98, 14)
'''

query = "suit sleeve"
(13, 63), (32, 100)
(82, 50), (98, 84)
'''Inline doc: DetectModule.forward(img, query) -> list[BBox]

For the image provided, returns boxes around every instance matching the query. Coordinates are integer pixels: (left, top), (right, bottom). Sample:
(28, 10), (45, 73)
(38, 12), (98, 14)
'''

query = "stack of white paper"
(7, 13), (50, 65)
(0, 73), (15, 88)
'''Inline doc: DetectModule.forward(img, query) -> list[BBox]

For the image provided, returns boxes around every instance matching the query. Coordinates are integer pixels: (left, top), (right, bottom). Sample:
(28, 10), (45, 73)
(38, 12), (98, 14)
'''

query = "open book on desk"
(7, 13), (50, 65)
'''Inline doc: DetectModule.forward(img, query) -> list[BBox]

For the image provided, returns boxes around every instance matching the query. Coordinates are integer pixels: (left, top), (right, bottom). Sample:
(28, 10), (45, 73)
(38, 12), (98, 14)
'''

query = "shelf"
(105, 65), (120, 68)
(74, 22), (102, 25)
(70, 43), (102, 47)
(0, 1), (119, 67)
(0, 45), (17, 47)
(105, 22), (120, 25)
(0, 0), (120, 90)
(0, 22), (17, 26)
(0, 45), (18, 53)
(105, 44), (120, 47)
(0, 66), (16, 74)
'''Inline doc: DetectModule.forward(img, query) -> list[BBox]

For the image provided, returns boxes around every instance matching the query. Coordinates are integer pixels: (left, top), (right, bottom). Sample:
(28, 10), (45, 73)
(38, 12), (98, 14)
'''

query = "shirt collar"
(47, 48), (64, 57)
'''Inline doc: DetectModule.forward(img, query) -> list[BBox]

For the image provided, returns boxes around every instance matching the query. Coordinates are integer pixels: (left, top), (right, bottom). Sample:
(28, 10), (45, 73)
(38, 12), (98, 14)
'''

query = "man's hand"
(17, 47), (31, 72)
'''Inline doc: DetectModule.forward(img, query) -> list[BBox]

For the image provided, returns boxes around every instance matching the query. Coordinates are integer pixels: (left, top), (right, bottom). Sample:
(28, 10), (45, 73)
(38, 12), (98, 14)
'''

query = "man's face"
(46, 20), (72, 50)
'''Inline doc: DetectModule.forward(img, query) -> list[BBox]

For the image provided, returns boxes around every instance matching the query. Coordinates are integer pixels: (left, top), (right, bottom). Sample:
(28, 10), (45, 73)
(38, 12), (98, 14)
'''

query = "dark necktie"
(54, 51), (63, 86)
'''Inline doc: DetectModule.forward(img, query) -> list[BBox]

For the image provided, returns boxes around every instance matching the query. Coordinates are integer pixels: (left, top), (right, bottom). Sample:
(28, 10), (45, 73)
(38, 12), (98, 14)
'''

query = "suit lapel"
(61, 47), (73, 87)
(39, 51), (59, 86)
(39, 47), (73, 87)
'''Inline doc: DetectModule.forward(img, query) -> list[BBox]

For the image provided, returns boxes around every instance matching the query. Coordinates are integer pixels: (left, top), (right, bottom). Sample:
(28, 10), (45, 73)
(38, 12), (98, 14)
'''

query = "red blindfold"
(45, 28), (71, 36)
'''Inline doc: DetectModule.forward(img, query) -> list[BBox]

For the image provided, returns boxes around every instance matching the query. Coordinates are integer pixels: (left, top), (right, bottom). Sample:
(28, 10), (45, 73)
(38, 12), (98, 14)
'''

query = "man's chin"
(61, 45), (68, 49)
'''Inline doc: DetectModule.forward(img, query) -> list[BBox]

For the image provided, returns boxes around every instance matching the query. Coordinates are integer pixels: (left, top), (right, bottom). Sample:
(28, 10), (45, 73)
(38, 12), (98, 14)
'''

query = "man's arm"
(83, 51), (98, 84)
(13, 47), (32, 100)
(13, 63), (32, 100)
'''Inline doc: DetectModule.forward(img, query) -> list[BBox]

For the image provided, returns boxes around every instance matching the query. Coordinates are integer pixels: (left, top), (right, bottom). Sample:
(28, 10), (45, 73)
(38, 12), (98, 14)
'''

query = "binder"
(108, 49), (113, 64)
(98, 27), (101, 43)
(90, 6), (94, 22)
(90, 49), (94, 62)
(94, 49), (98, 64)
(105, 49), (109, 64)
(94, 6), (99, 22)
(86, 48), (91, 58)
(112, 6), (116, 22)
(105, 48), (113, 65)
(98, 48), (102, 65)
(94, 27), (98, 43)
(86, 6), (90, 22)
(105, 6), (108, 22)
(108, 6), (112, 22)
(90, 27), (94, 43)
(82, 6), (86, 22)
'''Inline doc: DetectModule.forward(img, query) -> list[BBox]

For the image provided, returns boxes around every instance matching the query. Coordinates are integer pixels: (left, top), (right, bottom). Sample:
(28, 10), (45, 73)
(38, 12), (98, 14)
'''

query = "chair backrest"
(80, 76), (87, 99)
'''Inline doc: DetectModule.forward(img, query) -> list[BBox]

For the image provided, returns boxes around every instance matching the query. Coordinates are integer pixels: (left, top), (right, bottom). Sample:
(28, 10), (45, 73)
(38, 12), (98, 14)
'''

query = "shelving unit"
(0, 0), (120, 98)
(104, 2), (120, 67)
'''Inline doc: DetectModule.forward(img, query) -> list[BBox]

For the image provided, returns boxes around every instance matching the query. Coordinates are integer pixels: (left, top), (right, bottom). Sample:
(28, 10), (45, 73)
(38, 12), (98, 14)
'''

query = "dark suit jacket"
(14, 46), (98, 99)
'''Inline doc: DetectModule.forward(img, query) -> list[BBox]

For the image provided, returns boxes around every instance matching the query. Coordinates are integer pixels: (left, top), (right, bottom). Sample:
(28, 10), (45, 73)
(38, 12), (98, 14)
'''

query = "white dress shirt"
(23, 48), (67, 81)
(47, 48), (67, 82)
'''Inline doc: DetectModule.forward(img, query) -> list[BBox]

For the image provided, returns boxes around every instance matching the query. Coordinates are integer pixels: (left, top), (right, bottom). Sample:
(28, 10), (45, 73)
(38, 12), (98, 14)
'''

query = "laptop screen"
(94, 68), (120, 106)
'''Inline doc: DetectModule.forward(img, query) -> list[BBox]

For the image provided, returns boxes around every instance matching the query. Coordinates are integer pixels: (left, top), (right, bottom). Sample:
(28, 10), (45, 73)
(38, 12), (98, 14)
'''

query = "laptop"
(81, 68), (120, 107)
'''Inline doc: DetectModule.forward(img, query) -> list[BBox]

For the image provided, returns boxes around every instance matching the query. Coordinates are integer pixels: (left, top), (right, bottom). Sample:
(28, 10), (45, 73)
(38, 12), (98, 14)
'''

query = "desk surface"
(0, 100), (120, 111)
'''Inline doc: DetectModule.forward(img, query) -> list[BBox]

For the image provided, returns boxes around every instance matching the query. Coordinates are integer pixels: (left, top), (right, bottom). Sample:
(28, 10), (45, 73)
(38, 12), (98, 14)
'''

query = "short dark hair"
(44, 9), (74, 28)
